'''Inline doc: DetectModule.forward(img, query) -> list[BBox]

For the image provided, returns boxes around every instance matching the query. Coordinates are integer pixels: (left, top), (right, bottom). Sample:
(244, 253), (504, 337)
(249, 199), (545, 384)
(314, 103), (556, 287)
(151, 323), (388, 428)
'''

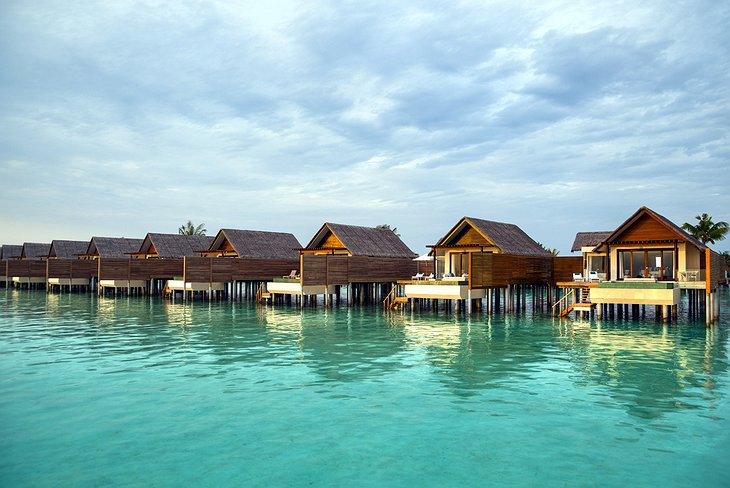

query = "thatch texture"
(570, 232), (611, 252)
(210, 229), (302, 260)
(21, 242), (51, 260)
(49, 240), (89, 259)
(455, 217), (550, 256)
(86, 237), (144, 258)
(0, 245), (22, 260)
(307, 223), (417, 258)
(139, 233), (214, 258)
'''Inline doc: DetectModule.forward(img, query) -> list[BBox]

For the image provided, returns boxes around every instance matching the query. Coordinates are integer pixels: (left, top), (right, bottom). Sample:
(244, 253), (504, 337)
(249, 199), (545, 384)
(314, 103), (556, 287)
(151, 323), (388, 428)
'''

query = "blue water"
(1, 288), (728, 487)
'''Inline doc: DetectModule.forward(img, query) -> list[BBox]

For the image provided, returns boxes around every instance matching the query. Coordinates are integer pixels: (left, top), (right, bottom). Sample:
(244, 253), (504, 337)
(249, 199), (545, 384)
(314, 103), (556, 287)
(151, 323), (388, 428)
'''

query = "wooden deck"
(555, 282), (599, 289)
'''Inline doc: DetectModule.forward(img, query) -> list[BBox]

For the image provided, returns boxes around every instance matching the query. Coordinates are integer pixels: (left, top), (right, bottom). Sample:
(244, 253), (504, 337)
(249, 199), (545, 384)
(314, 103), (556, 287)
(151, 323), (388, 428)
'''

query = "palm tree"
(376, 224), (400, 237)
(681, 213), (729, 245)
(537, 242), (560, 256)
(178, 220), (207, 236)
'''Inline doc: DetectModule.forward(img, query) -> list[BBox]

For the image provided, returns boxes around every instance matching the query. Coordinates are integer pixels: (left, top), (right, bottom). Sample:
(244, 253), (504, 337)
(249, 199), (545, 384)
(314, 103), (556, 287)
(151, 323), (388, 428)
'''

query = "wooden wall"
(98, 258), (186, 281)
(417, 259), (434, 275)
(551, 256), (583, 283)
(709, 250), (725, 291)
(183, 257), (300, 283)
(7, 260), (47, 278)
(47, 259), (98, 279)
(130, 259), (183, 280)
(301, 255), (417, 285)
(98, 259), (131, 280)
(613, 214), (677, 243)
(470, 253), (552, 288)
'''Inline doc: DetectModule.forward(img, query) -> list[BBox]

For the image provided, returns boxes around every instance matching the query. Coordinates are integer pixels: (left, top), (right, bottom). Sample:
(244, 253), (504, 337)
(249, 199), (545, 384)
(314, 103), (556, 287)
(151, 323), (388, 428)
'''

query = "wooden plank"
(98, 258), (131, 280)
(302, 255), (327, 285)
(130, 259), (184, 280)
(613, 213), (681, 243)
(552, 256), (583, 283)
(7, 260), (31, 278)
(184, 257), (212, 282)
(471, 253), (552, 288)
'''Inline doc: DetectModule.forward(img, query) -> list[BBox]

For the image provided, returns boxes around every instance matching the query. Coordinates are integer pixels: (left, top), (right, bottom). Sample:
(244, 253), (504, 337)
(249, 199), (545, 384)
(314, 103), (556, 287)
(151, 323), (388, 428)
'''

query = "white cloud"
(0, 0), (729, 253)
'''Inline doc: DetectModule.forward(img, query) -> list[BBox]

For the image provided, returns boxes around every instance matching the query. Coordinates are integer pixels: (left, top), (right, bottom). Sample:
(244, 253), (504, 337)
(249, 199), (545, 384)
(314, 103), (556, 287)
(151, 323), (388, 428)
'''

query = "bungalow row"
(1, 231), (301, 300)
(1, 207), (726, 323)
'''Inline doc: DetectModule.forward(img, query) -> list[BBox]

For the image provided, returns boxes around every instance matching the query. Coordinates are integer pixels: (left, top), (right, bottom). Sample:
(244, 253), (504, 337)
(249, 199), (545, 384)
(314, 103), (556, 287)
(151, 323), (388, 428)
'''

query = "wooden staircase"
(553, 286), (594, 318)
(390, 296), (409, 310)
(383, 285), (408, 310)
(256, 283), (271, 303)
(162, 280), (172, 299)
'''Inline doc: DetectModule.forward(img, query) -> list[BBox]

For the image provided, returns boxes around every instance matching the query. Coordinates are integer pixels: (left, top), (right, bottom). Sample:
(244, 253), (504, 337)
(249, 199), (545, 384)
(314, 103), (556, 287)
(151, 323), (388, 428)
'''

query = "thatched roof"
(21, 242), (51, 260)
(85, 237), (144, 258)
(570, 232), (612, 252)
(209, 229), (302, 260)
(0, 245), (22, 260)
(603, 206), (706, 251)
(138, 233), (215, 258)
(306, 223), (417, 258)
(437, 217), (550, 256)
(49, 240), (89, 259)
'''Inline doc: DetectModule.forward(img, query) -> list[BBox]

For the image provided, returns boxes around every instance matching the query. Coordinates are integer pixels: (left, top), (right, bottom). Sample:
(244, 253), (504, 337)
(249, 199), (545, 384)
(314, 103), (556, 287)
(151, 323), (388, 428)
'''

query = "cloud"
(0, 0), (729, 253)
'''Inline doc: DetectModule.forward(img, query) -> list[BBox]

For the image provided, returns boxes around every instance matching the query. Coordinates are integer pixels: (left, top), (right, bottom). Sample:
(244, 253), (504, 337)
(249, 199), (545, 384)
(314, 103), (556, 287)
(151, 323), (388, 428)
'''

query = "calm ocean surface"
(1, 288), (728, 487)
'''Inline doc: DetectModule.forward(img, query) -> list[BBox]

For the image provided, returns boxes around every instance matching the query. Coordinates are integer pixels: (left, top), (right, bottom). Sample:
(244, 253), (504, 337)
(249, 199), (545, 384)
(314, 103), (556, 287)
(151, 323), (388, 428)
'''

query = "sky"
(1, 0), (729, 255)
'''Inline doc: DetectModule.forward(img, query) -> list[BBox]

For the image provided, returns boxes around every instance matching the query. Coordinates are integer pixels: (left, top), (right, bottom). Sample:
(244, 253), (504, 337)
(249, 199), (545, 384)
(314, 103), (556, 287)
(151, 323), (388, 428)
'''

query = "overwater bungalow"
(172, 229), (302, 300)
(0, 245), (22, 287)
(129, 233), (214, 295)
(8, 242), (51, 288)
(80, 237), (144, 295)
(395, 217), (553, 312)
(570, 231), (612, 281)
(558, 207), (725, 323)
(46, 240), (97, 292)
(266, 222), (419, 306)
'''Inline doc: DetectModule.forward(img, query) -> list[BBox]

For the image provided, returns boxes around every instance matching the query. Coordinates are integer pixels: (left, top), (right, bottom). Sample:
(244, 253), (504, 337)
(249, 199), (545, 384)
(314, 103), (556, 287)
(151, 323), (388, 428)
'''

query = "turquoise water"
(1, 288), (728, 487)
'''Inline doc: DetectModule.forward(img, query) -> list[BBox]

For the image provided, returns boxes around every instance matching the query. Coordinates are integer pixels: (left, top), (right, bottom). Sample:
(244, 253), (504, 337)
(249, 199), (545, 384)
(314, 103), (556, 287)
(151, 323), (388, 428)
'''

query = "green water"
(0, 288), (728, 487)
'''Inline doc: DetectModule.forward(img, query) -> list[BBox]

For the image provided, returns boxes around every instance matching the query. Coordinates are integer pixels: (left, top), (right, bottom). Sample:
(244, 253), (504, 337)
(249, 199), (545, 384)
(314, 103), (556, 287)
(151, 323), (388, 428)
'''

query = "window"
(618, 249), (675, 280)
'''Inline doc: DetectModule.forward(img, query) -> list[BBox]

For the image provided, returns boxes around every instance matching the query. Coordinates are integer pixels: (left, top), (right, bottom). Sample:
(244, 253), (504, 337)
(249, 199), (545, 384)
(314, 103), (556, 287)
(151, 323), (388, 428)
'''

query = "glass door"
(618, 249), (675, 280)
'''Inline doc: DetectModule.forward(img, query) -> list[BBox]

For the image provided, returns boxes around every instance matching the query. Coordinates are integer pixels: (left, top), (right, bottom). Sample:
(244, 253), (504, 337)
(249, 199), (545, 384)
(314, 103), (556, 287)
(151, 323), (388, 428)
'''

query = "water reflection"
(2, 289), (728, 423)
(552, 318), (728, 419)
(293, 307), (409, 383)
(401, 314), (553, 396)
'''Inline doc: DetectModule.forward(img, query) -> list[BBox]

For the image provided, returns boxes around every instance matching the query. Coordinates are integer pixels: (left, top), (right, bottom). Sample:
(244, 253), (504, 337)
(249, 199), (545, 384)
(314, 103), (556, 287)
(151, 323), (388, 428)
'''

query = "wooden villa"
(394, 217), (554, 313)
(129, 233), (214, 295)
(570, 231), (612, 281)
(557, 207), (725, 324)
(80, 237), (144, 295)
(171, 229), (302, 300)
(265, 222), (418, 306)
(8, 243), (51, 288)
(46, 240), (97, 292)
(1, 245), (23, 287)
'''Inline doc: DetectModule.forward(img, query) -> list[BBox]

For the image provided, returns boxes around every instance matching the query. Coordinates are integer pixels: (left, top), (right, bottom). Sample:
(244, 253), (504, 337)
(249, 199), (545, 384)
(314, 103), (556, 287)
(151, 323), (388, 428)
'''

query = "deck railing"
(383, 285), (397, 308)
(552, 288), (576, 317)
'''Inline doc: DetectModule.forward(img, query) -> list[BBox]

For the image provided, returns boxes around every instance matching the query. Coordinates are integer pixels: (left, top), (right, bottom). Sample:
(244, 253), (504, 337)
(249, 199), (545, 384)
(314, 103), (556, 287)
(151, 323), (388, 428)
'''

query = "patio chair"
(412, 272), (425, 280)
(283, 270), (299, 279)
(588, 271), (599, 282)
(573, 272), (584, 282)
